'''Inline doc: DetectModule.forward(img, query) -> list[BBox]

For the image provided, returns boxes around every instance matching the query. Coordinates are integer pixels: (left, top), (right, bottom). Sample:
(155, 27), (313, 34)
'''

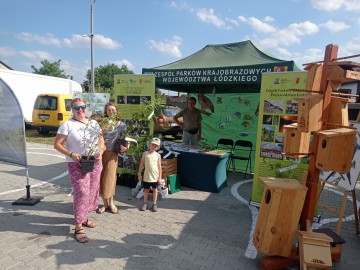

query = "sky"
(1, 0), (360, 94)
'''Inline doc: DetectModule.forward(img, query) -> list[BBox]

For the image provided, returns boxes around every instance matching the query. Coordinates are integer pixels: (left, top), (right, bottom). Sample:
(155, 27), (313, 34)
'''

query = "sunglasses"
(73, 105), (86, 111)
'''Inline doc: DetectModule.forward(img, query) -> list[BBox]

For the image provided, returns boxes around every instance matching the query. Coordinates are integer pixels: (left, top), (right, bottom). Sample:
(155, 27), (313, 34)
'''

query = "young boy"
(137, 137), (162, 212)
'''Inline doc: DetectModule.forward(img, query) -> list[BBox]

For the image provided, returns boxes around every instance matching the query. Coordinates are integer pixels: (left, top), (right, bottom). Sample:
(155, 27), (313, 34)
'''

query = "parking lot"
(0, 142), (360, 269)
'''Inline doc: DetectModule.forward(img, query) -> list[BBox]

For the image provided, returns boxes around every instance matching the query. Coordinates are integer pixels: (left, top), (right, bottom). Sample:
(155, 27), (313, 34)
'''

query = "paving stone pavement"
(0, 142), (359, 270)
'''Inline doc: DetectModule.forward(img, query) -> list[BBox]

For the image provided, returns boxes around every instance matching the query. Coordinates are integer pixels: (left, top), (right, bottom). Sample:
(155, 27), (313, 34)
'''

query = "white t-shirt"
(57, 118), (102, 162)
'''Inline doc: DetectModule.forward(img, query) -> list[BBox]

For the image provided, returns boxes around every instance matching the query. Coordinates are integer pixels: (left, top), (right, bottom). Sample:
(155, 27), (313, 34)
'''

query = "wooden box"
(161, 158), (177, 180)
(328, 96), (349, 126)
(314, 228), (346, 262)
(316, 128), (356, 173)
(297, 95), (323, 132)
(253, 177), (308, 257)
(327, 62), (360, 83)
(283, 123), (311, 158)
(298, 231), (332, 270)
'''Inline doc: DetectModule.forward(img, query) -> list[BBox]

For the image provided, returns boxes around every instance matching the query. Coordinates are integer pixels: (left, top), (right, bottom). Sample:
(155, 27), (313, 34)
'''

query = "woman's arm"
(54, 134), (71, 156)
(54, 133), (80, 163)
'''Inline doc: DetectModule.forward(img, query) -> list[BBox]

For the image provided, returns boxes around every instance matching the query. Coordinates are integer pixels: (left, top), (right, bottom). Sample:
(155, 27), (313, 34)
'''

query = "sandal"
(97, 206), (107, 214)
(110, 206), (118, 214)
(74, 228), (88, 243)
(82, 219), (96, 228)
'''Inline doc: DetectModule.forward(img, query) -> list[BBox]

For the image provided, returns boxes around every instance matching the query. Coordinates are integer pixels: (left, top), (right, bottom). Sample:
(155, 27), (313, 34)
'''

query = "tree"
(31, 59), (70, 79)
(82, 63), (134, 96)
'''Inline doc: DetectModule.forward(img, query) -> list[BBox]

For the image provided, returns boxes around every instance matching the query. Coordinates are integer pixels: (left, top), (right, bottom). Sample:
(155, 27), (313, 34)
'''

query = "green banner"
(113, 74), (156, 175)
(113, 74), (155, 119)
(144, 62), (295, 87)
(251, 72), (309, 204)
(192, 92), (259, 171)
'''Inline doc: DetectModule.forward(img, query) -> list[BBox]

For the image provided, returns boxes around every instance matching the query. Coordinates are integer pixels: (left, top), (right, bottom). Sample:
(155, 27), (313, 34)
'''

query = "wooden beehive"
(253, 177), (308, 257)
(161, 158), (177, 180)
(316, 128), (356, 173)
(297, 94), (323, 132)
(328, 96), (349, 126)
(283, 123), (311, 158)
(298, 231), (332, 270)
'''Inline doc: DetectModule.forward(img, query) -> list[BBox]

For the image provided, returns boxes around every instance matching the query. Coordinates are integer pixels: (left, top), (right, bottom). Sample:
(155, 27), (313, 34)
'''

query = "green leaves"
(31, 59), (69, 79)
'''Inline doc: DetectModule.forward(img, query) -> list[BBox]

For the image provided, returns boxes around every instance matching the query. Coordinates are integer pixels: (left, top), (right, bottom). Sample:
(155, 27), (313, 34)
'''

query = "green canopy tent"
(142, 40), (301, 93)
(142, 40), (302, 176)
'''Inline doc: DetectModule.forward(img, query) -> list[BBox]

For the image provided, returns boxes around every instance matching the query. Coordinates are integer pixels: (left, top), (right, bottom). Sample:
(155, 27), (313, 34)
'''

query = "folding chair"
(231, 140), (252, 178)
(216, 138), (234, 172)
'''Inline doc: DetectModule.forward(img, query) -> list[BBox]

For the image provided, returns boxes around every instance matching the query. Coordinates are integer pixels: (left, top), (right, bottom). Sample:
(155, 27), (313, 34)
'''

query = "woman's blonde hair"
(71, 97), (87, 107)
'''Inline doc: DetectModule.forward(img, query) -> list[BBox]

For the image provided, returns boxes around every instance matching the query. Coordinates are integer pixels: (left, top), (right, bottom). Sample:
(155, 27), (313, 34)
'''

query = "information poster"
(251, 72), (308, 204)
(113, 74), (155, 119)
(113, 74), (156, 174)
(73, 93), (110, 118)
(192, 92), (259, 171)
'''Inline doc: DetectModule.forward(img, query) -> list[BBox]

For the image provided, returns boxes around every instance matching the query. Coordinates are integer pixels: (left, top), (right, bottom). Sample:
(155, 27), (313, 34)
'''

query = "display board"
(190, 92), (259, 171)
(251, 72), (309, 203)
(73, 92), (110, 118)
(113, 74), (156, 174)
(113, 74), (155, 119)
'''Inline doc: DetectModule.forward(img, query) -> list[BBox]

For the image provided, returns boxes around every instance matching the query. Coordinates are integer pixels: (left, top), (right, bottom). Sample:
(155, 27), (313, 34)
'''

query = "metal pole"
(90, 0), (96, 93)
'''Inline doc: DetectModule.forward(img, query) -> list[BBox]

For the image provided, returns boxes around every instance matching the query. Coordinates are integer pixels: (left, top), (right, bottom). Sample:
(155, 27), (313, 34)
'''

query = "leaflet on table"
(165, 141), (211, 153)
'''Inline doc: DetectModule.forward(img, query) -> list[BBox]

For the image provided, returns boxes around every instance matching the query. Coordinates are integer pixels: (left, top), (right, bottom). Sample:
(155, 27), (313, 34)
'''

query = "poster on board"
(320, 121), (360, 191)
(113, 74), (156, 174)
(73, 93), (110, 118)
(251, 71), (309, 204)
(113, 74), (155, 120)
(188, 92), (259, 172)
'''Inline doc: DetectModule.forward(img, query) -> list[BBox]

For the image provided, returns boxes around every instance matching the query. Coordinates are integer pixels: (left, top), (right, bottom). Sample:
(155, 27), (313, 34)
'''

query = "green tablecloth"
(176, 150), (230, 193)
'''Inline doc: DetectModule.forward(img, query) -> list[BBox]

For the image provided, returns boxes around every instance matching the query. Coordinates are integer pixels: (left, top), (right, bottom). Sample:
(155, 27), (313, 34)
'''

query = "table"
(175, 149), (230, 193)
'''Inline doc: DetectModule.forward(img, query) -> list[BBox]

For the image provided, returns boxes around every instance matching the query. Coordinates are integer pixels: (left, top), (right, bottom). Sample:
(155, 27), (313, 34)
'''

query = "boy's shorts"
(142, 182), (158, 189)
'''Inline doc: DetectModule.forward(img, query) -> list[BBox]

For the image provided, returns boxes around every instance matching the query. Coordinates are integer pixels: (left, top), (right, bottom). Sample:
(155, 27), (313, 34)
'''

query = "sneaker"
(152, 204), (158, 212)
(140, 203), (147, 211)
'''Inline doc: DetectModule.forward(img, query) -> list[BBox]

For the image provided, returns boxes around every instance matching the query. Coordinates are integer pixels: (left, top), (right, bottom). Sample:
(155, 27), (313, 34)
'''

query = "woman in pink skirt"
(54, 98), (105, 243)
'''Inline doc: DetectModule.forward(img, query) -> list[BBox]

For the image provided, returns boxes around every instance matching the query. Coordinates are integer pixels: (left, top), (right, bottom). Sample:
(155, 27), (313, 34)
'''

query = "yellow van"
(32, 94), (73, 134)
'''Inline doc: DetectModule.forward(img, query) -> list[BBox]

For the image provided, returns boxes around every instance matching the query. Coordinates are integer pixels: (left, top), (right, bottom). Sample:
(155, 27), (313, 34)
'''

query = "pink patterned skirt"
(67, 161), (103, 224)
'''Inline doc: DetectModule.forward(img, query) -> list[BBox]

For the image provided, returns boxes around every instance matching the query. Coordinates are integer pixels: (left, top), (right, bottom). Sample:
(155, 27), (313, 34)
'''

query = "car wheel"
(37, 128), (49, 135)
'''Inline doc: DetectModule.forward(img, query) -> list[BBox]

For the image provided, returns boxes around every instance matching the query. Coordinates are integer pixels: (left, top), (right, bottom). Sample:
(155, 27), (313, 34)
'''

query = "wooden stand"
(317, 181), (348, 234)
(161, 158), (177, 180)
(259, 44), (360, 270)
(351, 189), (360, 234)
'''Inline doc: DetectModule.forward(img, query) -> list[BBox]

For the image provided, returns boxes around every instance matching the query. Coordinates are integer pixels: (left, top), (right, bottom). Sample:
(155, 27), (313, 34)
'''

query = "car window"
(65, 99), (72, 111)
(162, 107), (181, 117)
(34, 96), (57, 110)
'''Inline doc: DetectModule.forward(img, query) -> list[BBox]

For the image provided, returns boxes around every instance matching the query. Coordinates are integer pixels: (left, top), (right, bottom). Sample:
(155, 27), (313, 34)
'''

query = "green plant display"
(95, 100), (160, 175)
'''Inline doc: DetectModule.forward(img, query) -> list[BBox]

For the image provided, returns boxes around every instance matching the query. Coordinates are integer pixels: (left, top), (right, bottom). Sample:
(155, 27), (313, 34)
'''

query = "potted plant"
(112, 100), (159, 185)
(79, 119), (104, 172)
